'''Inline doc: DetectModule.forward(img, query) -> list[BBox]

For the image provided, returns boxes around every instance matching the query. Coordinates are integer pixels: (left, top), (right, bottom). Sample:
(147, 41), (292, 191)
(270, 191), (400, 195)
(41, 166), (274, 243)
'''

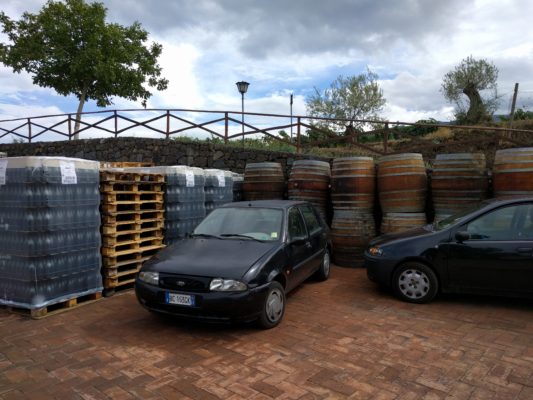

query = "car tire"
(258, 281), (286, 329)
(314, 248), (331, 281)
(392, 262), (438, 304)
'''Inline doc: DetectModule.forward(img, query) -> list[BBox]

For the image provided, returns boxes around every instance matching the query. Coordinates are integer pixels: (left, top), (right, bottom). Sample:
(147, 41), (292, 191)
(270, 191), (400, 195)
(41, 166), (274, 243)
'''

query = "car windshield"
(193, 207), (283, 241)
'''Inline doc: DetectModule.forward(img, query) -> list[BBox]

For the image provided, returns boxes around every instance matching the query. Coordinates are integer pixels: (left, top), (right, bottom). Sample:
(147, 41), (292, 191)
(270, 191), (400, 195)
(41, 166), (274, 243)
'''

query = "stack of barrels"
(330, 157), (376, 267)
(288, 160), (330, 220)
(378, 153), (427, 233)
(431, 153), (488, 221)
(243, 162), (285, 200)
(493, 147), (533, 198)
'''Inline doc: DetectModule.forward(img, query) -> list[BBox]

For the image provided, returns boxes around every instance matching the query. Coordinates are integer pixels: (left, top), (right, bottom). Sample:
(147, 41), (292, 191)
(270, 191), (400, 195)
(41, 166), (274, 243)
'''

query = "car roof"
(221, 200), (308, 210)
(481, 196), (533, 209)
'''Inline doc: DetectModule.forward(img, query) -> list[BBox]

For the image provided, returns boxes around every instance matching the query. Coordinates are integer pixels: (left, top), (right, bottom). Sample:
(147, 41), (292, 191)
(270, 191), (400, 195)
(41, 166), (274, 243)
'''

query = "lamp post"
(236, 81), (249, 146)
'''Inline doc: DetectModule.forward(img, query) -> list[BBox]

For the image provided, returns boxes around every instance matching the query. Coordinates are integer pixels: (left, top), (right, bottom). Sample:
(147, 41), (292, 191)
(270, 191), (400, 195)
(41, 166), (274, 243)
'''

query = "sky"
(1, 0), (533, 142)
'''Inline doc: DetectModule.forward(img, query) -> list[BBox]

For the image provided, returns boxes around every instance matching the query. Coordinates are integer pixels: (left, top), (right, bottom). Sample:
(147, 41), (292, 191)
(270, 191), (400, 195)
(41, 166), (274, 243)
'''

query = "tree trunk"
(463, 84), (484, 124)
(73, 85), (88, 140)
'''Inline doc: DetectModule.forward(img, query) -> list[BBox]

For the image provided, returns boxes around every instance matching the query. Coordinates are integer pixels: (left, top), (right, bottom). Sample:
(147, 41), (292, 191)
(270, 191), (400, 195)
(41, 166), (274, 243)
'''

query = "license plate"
(166, 292), (195, 307)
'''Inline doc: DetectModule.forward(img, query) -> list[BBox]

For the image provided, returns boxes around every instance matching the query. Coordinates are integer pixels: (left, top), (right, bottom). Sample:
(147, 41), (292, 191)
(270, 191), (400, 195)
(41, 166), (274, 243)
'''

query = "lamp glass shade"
(236, 81), (249, 94)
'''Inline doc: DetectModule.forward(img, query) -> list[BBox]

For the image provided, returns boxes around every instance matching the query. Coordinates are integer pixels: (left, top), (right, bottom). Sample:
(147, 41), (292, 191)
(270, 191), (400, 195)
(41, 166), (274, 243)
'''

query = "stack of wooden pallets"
(100, 170), (165, 296)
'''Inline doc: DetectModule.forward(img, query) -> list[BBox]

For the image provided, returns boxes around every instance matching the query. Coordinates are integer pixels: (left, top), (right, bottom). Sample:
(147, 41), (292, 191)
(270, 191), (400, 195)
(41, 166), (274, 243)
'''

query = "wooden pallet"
(102, 220), (164, 235)
(101, 182), (164, 192)
(3, 292), (102, 319)
(100, 171), (165, 184)
(102, 211), (164, 225)
(101, 202), (164, 214)
(101, 192), (164, 204)
(102, 248), (160, 268)
(100, 161), (154, 168)
(103, 232), (164, 247)
(101, 240), (165, 257)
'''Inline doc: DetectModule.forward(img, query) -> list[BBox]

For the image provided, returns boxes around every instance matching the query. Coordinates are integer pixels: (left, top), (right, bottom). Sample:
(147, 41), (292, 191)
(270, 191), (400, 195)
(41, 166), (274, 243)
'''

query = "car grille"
(159, 273), (211, 293)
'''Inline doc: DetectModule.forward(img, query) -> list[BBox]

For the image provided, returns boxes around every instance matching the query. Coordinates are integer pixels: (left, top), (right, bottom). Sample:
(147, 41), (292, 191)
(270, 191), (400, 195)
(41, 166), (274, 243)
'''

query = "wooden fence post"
(224, 112), (229, 144)
(114, 110), (118, 138)
(384, 123), (389, 154)
(27, 118), (32, 143)
(68, 114), (72, 140)
(166, 110), (170, 139)
(297, 117), (301, 154)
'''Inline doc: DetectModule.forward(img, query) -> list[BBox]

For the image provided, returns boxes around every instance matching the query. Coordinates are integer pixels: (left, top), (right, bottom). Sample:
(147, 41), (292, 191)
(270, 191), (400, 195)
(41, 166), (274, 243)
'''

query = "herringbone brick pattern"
(1, 267), (533, 399)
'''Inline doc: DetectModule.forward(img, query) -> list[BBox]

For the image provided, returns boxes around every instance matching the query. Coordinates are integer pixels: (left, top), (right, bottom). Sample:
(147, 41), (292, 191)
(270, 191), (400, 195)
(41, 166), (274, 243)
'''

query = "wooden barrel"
(331, 210), (375, 267)
(431, 153), (488, 216)
(288, 160), (330, 218)
(331, 157), (375, 211)
(243, 162), (285, 200)
(493, 147), (533, 198)
(378, 153), (426, 213)
(380, 213), (427, 234)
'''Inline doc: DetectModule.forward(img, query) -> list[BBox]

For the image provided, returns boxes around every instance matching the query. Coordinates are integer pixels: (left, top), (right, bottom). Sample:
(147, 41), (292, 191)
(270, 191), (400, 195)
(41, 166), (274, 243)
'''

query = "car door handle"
(305, 242), (312, 248)
(516, 247), (533, 254)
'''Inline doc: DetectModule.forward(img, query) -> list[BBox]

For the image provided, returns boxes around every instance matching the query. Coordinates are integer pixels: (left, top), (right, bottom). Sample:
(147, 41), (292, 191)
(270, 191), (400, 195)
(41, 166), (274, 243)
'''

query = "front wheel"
(314, 248), (331, 281)
(392, 262), (438, 304)
(258, 281), (285, 329)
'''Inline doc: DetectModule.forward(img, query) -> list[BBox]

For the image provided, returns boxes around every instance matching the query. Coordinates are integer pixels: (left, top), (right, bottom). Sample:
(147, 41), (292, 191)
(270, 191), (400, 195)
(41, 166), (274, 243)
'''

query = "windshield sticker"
(271, 232), (278, 238)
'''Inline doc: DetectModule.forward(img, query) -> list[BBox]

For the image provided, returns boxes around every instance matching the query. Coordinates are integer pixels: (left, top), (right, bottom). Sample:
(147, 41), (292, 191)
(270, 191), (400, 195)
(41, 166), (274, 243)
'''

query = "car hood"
(370, 225), (435, 247)
(143, 237), (280, 279)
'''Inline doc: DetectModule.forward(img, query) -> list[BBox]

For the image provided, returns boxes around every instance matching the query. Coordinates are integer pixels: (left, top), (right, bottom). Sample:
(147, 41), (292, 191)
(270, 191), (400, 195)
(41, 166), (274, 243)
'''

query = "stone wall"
(0, 137), (330, 176)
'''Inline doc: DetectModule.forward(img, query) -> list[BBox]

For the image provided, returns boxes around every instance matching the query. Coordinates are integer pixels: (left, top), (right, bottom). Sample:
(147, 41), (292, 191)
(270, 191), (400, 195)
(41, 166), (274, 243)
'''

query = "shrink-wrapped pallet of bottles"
(0, 157), (103, 317)
(204, 169), (234, 215)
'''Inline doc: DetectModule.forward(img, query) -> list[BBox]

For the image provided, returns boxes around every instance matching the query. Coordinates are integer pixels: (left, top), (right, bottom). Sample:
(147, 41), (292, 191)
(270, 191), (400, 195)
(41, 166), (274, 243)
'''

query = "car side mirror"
(455, 231), (470, 243)
(290, 236), (307, 246)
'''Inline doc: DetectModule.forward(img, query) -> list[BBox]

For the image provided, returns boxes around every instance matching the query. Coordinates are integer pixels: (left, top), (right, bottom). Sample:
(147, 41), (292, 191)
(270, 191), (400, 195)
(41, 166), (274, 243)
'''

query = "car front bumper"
(135, 279), (270, 323)
(364, 253), (397, 288)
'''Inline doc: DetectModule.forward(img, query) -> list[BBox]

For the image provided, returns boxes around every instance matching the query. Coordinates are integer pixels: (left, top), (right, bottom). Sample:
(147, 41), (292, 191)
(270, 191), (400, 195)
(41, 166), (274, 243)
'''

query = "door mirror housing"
(290, 236), (307, 246)
(455, 231), (470, 243)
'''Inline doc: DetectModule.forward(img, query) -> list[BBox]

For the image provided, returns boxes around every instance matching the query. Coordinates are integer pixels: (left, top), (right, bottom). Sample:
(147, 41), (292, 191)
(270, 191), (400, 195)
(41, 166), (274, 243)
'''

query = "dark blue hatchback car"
(136, 200), (331, 328)
(365, 197), (533, 303)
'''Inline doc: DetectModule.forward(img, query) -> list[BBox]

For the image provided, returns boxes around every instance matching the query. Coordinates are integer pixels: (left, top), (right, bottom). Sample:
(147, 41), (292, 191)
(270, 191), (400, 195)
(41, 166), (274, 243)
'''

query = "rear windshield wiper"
(220, 233), (265, 242)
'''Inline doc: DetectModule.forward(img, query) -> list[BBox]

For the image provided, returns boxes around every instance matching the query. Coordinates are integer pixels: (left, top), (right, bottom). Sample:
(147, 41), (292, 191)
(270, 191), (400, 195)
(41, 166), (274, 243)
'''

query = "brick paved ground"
(1, 266), (533, 399)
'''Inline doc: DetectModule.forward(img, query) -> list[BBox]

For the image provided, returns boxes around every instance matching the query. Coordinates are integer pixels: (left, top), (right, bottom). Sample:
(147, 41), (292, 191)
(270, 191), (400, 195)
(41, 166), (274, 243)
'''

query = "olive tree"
(306, 69), (386, 140)
(0, 0), (168, 137)
(441, 56), (499, 124)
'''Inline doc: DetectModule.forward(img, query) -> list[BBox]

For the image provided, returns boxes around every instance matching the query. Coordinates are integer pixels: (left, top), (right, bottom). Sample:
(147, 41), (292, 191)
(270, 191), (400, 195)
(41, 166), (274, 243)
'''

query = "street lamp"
(236, 81), (249, 146)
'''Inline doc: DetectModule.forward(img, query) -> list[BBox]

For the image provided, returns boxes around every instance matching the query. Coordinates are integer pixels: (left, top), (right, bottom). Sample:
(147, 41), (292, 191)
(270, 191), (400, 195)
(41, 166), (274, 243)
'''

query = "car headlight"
(368, 246), (383, 256)
(210, 278), (248, 292)
(138, 271), (159, 286)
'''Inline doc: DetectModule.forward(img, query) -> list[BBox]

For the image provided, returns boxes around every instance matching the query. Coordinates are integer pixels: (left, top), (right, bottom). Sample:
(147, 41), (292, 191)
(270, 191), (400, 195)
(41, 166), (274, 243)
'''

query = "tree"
(441, 56), (499, 124)
(306, 69), (386, 141)
(0, 0), (168, 137)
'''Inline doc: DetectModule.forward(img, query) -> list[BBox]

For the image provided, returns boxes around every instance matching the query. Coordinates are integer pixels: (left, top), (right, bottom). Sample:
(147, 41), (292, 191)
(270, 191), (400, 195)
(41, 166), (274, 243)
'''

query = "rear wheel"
(258, 281), (285, 329)
(392, 262), (438, 304)
(314, 249), (331, 281)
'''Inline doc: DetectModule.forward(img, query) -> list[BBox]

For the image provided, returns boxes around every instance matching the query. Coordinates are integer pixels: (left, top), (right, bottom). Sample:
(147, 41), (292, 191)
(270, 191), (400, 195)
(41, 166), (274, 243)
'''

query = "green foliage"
(0, 0), (168, 111)
(306, 68), (386, 133)
(500, 108), (533, 121)
(391, 118), (439, 138)
(441, 56), (499, 124)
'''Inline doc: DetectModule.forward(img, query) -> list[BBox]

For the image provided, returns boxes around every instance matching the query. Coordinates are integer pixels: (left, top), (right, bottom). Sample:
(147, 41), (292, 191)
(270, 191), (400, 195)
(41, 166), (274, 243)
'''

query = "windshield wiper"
(191, 233), (221, 239)
(220, 233), (265, 242)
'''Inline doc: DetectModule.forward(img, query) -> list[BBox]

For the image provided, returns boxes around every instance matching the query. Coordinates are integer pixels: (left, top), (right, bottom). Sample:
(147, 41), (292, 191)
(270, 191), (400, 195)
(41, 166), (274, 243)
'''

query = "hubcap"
(265, 288), (284, 323)
(398, 269), (430, 300)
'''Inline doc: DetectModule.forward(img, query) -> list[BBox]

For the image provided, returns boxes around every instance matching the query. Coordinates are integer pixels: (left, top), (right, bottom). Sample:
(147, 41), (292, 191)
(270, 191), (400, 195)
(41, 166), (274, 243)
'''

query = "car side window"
(288, 208), (308, 241)
(465, 205), (521, 240)
(299, 205), (322, 235)
(518, 204), (533, 240)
